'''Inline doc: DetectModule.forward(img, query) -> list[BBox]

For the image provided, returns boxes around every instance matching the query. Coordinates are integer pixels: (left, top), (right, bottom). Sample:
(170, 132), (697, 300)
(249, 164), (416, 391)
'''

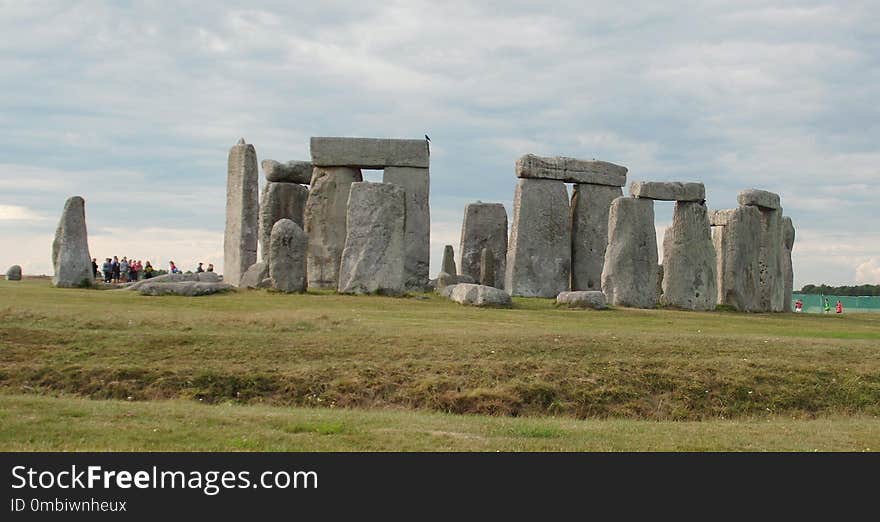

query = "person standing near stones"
(130, 259), (140, 282)
(111, 256), (120, 283)
(823, 297), (831, 314)
(120, 257), (130, 283)
(196, 262), (205, 273)
(144, 261), (154, 279)
(836, 300), (843, 314)
(91, 258), (98, 279)
(101, 258), (112, 283)
(794, 298), (803, 313)
(206, 263), (214, 272)
(169, 260), (180, 274)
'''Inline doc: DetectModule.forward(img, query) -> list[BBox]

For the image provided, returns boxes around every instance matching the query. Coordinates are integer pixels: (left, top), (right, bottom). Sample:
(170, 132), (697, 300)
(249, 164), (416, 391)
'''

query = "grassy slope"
(1, 279), (879, 422)
(1, 394), (877, 451)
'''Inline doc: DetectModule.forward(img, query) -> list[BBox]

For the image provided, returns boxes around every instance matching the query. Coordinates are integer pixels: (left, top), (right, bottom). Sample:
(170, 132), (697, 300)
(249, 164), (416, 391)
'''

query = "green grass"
(2, 279), (879, 423)
(1, 394), (877, 451)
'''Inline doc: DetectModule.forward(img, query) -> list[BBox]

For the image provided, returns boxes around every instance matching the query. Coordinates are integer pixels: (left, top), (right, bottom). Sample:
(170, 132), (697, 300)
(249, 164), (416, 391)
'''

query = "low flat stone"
(556, 291), (607, 309)
(121, 272), (220, 291)
(444, 283), (512, 307)
(6, 265), (22, 281)
(515, 154), (627, 186)
(434, 272), (475, 292)
(137, 281), (235, 296)
(310, 137), (429, 168)
(737, 189), (781, 210)
(262, 160), (313, 184)
(240, 262), (269, 289)
(630, 181), (705, 202)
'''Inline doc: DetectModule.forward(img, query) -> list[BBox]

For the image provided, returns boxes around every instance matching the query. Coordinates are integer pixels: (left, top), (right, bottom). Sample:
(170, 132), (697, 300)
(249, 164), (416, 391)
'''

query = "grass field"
(2, 278), (879, 451)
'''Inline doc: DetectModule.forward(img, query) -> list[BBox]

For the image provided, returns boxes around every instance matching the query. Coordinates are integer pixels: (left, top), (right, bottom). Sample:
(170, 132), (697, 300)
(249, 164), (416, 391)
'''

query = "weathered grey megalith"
(240, 262), (269, 289)
(311, 137), (429, 168)
(516, 154), (627, 186)
(710, 207), (762, 312)
(783, 216), (795, 313)
(52, 196), (94, 288)
(137, 281), (234, 296)
(570, 184), (623, 290)
(505, 179), (571, 298)
(443, 283), (512, 307)
(224, 138), (259, 287)
(262, 160), (313, 184)
(269, 219), (308, 293)
(661, 201), (717, 310)
(338, 182), (406, 295)
(384, 166), (430, 291)
(6, 265), (22, 281)
(441, 244), (457, 276)
(480, 248), (495, 288)
(739, 189), (785, 312)
(459, 202), (507, 289)
(259, 181), (309, 262)
(304, 167), (363, 289)
(601, 197), (658, 308)
(556, 291), (607, 309)
(630, 181), (705, 202)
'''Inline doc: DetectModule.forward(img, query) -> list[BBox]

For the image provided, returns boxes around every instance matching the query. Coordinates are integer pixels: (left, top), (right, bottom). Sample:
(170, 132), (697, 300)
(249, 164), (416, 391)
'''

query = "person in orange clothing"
(836, 300), (843, 314)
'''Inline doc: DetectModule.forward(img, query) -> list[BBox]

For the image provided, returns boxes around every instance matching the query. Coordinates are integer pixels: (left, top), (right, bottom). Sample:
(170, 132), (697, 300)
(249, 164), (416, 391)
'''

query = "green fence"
(792, 293), (880, 313)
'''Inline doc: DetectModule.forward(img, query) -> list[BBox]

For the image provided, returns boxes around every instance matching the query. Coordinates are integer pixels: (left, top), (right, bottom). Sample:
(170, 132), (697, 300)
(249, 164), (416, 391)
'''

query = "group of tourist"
(90, 257), (213, 284)
(793, 298), (844, 314)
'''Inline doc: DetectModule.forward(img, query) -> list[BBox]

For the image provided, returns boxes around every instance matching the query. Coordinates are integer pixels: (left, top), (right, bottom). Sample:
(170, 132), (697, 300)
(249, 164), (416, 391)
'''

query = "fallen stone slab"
(137, 281), (235, 296)
(269, 219), (308, 293)
(384, 166), (431, 291)
(120, 272), (220, 291)
(459, 202), (507, 290)
(434, 272), (475, 292)
(259, 181), (308, 263)
(261, 159), (313, 184)
(570, 183), (623, 291)
(515, 154), (627, 186)
(443, 283), (512, 307)
(661, 201), (717, 311)
(310, 137), (429, 168)
(224, 138), (259, 287)
(601, 197), (658, 308)
(6, 265), (22, 281)
(738, 189), (781, 210)
(555, 291), (607, 309)
(52, 196), (94, 288)
(629, 181), (705, 202)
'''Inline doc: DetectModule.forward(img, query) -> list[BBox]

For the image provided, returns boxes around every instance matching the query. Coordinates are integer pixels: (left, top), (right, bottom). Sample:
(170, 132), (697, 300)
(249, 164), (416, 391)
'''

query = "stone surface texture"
(52, 196), (94, 288)
(261, 159), (313, 184)
(441, 245), (457, 276)
(757, 207), (785, 312)
(555, 290), (608, 309)
(783, 216), (795, 313)
(337, 182), (406, 295)
(137, 281), (234, 296)
(570, 183), (623, 291)
(444, 283), (512, 307)
(601, 197), (658, 308)
(223, 139), (259, 287)
(304, 167), (363, 289)
(738, 189), (781, 210)
(459, 202), (508, 290)
(505, 179), (571, 297)
(6, 265), (22, 281)
(480, 248), (495, 288)
(661, 201), (717, 310)
(240, 262), (269, 289)
(384, 166), (430, 291)
(629, 181), (706, 202)
(259, 181), (309, 262)
(515, 154), (627, 186)
(269, 219), (308, 293)
(310, 137), (429, 168)
(711, 206), (763, 311)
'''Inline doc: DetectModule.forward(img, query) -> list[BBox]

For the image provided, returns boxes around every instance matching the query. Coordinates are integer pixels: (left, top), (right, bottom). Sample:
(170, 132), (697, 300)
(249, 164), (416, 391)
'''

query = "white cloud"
(855, 259), (880, 284)
(0, 205), (49, 222)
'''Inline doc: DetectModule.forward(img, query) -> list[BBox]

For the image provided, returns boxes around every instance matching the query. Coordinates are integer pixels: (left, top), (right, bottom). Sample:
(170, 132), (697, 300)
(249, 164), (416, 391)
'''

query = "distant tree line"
(798, 284), (880, 296)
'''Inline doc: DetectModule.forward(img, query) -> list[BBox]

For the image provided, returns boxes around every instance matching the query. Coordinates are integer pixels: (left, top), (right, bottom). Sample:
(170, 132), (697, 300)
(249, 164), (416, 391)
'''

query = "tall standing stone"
(661, 201), (717, 310)
(459, 202), (508, 290)
(224, 138), (259, 287)
(710, 207), (763, 312)
(738, 190), (785, 312)
(52, 196), (94, 288)
(259, 182), (309, 262)
(304, 166), (363, 289)
(6, 265), (22, 281)
(268, 219), (308, 293)
(383, 166), (430, 291)
(338, 182), (406, 295)
(505, 179), (571, 297)
(570, 184), (623, 290)
(601, 197), (658, 308)
(480, 248), (495, 288)
(783, 216), (795, 313)
(441, 244), (457, 276)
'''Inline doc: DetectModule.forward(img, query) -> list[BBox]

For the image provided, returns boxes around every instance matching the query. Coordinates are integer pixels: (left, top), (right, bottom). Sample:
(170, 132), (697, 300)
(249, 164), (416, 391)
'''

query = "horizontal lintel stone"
(515, 154), (627, 186)
(262, 160), (313, 184)
(737, 189), (781, 210)
(310, 137), (429, 168)
(630, 181), (706, 202)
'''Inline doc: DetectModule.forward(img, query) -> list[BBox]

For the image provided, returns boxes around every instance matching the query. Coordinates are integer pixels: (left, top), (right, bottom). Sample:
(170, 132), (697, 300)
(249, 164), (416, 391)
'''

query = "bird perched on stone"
(425, 134), (431, 154)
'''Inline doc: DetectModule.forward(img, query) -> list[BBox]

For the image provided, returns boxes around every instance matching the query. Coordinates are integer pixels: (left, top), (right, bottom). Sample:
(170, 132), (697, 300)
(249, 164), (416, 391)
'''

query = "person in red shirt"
(836, 300), (843, 314)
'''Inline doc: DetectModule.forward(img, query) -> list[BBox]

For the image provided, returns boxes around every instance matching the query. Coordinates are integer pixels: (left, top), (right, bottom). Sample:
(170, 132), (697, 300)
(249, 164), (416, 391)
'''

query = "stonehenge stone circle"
(223, 138), (259, 287)
(444, 283), (512, 307)
(459, 202), (508, 289)
(783, 216), (795, 313)
(506, 178), (571, 298)
(629, 181), (706, 202)
(259, 181), (309, 262)
(310, 137), (429, 168)
(739, 189), (785, 312)
(711, 206), (762, 311)
(6, 265), (21, 281)
(239, 262), (269, 289)
(661, 201), (717, 310)
(601, 197), (658, 308)
(556, 291), (607, 309)
(269, 219), (308, 293)
(52, 196), (94, 288)
(262, 159), (313, 184)
(737, 189), (780, 210)
(338, 182), (406, 295)
(570, 183), (623, 290)
(480, 248), (495, 288)
(304, 166), (363, 289)
(441, 244), (457, 276)
(384, 166), (431, 291)
(516, 154), (627, 186)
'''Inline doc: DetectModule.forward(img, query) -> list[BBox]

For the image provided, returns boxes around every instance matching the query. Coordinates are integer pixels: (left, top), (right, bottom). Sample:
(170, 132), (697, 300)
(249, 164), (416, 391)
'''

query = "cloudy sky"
(1, 1), (878, 287)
